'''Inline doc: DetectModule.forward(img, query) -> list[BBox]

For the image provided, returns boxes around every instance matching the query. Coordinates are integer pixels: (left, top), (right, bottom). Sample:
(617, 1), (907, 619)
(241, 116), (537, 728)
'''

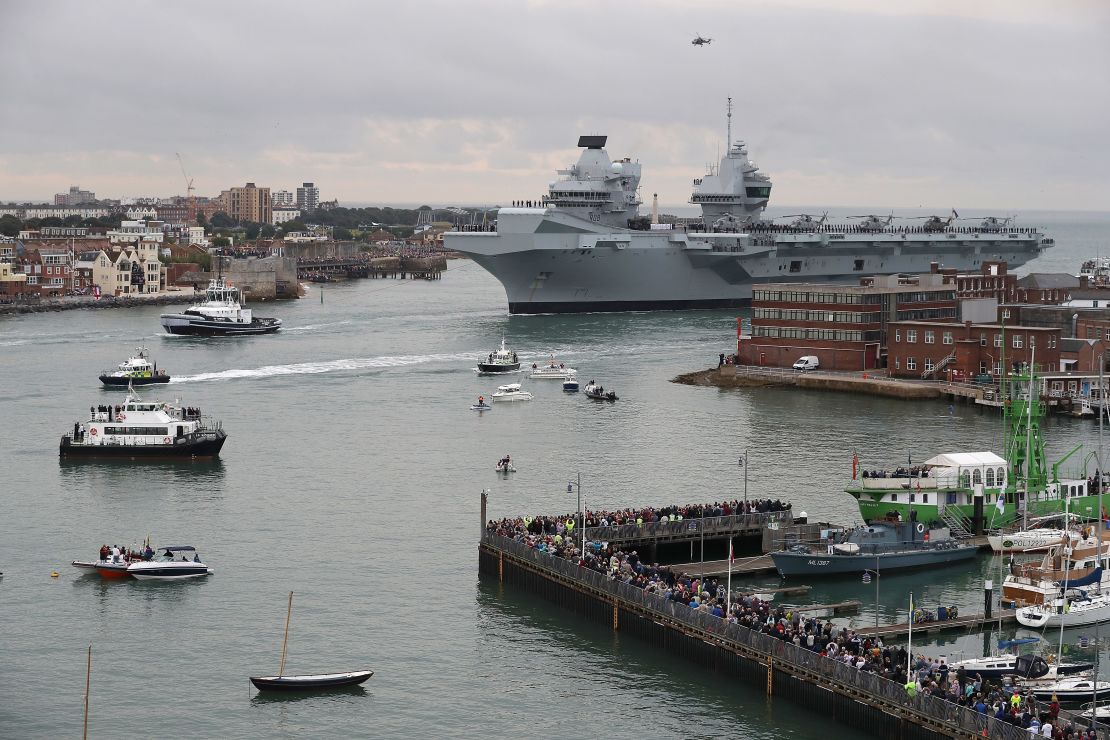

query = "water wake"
(171, 352), (478, 383)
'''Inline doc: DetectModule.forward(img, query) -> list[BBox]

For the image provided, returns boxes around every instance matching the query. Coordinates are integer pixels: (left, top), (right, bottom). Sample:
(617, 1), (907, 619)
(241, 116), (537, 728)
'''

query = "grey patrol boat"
(445, 104), (1053, 314)
(769, 519), (977, 578)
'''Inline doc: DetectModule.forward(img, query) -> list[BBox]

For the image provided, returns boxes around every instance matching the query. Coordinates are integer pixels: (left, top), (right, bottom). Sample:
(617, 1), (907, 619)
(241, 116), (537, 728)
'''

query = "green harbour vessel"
(846, 363), (1102, 528)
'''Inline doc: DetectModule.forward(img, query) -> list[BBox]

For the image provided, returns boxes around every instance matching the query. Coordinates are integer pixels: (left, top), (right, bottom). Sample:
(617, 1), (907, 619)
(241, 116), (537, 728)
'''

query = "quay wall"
(0, 292), (196, 316)
(480, 534), (1031, 740)
(674, 366), (944, 400)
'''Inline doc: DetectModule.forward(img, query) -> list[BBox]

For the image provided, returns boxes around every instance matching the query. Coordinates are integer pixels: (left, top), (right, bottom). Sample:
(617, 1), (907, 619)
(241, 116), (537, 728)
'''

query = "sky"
(1, 0), (1108, 211)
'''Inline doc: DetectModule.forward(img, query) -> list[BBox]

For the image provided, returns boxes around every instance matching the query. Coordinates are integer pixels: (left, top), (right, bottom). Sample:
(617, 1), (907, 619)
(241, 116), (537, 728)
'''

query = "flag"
(852, 451), (859, 480)
(729, 541), (735, 565)
(995, 494), (1006, 515)
(92, 285), (101, 300)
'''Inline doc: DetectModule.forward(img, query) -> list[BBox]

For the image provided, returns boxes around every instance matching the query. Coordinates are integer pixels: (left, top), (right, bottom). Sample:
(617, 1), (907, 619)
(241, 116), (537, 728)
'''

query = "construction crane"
(176, 152), (196, 223)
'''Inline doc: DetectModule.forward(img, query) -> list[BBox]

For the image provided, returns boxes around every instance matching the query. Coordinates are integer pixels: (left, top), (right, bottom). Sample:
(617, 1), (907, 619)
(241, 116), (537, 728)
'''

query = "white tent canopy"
(922, 452), (1007, 468)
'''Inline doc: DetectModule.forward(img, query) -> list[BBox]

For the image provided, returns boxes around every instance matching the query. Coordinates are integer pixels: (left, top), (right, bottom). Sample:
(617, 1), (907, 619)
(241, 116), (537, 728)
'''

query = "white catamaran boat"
(160, 278), (281, 336)
(530, 359), (576, 379)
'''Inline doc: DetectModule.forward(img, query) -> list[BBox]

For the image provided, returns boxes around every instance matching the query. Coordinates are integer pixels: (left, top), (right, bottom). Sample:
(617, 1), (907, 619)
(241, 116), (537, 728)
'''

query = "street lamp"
(568, 473), (584, 557)
(738, 452), (748, 508)
(862, 553), (880, 631)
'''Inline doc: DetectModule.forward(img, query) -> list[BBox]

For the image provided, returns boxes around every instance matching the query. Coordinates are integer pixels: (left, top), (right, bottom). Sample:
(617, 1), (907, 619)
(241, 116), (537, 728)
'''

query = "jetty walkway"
(483, 499), (1088, 739)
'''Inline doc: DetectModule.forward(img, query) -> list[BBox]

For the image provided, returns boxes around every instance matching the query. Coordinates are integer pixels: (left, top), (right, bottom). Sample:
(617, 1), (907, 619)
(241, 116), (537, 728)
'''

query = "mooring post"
(984, 579), (993, 621)
(498, 551), (503, 582)
(766, 656), (773, 696)
(612, 600), (619, 631)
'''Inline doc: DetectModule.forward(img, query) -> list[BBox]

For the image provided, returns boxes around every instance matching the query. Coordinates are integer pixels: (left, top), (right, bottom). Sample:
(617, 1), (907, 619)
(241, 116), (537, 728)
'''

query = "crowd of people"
(485, 514), (1103, 739)
(99, 543), (153, 563)
(861, 466), (930, 479)
(510, 499), (791, 532)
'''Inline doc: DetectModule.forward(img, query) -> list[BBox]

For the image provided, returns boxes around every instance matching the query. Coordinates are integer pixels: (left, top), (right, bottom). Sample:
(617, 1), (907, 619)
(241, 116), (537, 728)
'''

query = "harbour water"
(1, 213), (1108, 738)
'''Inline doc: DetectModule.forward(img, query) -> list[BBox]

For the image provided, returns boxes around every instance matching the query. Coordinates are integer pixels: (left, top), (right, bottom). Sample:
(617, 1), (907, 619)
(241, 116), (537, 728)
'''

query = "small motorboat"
(476, 338), (520, 374)
(250, 592), (372, 693)
(99, 347), (170, 387)
(583, 381), (617, 402)
(126, 546), (212, 581)
(496, 456), (516, 473)
(250, 671), (374, 691)
(530, 358), (576, 380)
(492, 383), (533, 402)
(562, 370), (579, 392)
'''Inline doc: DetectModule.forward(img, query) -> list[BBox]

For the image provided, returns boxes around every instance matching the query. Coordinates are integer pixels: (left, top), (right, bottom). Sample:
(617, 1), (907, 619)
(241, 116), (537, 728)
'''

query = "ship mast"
(726, 97), (733, 152)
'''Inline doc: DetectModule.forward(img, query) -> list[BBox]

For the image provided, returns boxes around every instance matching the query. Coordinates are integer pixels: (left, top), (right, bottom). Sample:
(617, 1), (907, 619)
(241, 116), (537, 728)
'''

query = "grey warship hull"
(451, 210), (1047, 314)
(770, 544), (978, 578)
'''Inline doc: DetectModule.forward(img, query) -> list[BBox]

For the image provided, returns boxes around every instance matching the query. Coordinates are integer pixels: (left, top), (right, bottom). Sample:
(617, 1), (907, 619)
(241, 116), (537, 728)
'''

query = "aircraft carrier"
(445, 115), (1052, 315)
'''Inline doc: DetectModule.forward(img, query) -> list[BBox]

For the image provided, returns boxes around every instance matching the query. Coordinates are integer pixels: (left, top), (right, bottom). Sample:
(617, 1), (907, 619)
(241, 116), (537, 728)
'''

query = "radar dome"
(611, 162), (623, 174)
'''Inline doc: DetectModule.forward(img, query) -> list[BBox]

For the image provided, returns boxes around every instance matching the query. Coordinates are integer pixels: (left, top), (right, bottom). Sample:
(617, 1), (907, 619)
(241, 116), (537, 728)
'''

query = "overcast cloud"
(1, 0), (1107, 210)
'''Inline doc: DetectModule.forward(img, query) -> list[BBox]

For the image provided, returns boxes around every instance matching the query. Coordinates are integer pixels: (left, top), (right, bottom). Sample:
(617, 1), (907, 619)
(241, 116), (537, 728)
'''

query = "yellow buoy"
(51, 571), (60, 578)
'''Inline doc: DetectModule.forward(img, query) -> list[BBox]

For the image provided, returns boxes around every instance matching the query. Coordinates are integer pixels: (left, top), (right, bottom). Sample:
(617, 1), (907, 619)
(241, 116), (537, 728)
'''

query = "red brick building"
(737, 274), (957, 371)
(887, 321), (1061, 380)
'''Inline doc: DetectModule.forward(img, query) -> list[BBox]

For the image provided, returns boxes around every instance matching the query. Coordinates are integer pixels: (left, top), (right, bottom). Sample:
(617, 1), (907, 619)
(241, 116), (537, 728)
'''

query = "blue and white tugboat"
(770, 518), (976, 578)
(60, 387), (227, 459)
(160, 277), (281, 336)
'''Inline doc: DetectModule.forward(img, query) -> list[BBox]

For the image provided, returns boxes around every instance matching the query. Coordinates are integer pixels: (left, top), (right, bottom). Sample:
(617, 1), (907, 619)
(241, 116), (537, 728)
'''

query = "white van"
(792, 356), (820, 372)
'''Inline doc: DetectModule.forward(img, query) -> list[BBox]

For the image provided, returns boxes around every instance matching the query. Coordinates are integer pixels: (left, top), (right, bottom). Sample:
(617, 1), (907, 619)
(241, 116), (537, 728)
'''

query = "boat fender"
(118, 413), (126, 420)
(163, 437), (171, 444)
(924, 531), (929, 542)
(916, 523), (925, 534)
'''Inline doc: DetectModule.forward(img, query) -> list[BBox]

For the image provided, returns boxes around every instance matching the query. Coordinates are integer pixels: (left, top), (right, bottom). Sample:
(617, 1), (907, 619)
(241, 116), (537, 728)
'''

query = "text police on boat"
(160, 277), (281, 336)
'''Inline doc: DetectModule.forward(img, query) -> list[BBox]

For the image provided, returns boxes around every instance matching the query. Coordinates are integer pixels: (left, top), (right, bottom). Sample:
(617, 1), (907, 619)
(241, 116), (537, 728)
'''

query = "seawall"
(673, 366), (944, 400)
(0, 292), (198, 316)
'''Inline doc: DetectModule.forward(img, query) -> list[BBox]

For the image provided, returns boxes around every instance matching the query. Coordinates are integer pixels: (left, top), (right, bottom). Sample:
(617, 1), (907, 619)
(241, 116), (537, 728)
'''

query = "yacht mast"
(1025, 345), (1034, 531)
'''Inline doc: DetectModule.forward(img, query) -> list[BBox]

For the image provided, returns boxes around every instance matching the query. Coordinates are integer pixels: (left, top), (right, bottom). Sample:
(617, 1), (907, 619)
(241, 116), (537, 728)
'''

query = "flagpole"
(727, 539), (733, 617)
(907, 591), (913, 679)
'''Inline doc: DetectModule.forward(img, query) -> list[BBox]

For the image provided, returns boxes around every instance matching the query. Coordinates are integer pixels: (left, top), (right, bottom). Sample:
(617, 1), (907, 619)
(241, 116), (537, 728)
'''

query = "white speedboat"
(563, 371), (579, 392)
(126, 546), (212, 581)
(1020, 676), (1110, 702)
(492, 383), (533, 402)
(987, 514), (1081, 554)
(1017, 590), (1110, 629)
(161, 278), (281, 336)
(530, 359), (576, 379)
(477, 338), (520, 374)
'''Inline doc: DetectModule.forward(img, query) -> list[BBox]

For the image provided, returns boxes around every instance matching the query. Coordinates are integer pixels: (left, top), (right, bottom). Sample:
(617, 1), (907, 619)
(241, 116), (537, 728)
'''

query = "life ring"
(90, 428), (98, 436)
(163, 437), (171, 444)
(915, 523), (925, 534)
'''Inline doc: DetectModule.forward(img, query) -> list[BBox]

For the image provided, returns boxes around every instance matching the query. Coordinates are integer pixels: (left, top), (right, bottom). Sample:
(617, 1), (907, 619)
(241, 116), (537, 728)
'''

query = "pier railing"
(484, 533), (1033, 740)
(582, 510), (791, 543)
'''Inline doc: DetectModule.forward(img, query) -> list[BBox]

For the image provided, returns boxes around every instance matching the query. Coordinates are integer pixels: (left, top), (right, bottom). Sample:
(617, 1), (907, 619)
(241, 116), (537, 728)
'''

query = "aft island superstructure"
(446, 123), (1052, 315)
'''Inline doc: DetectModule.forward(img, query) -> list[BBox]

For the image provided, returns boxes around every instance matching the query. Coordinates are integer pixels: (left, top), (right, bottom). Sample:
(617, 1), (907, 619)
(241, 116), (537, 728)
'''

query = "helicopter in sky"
(691, 34), (712, 46)
(780, 212), (828, 230)
(848, 214), (895, 232)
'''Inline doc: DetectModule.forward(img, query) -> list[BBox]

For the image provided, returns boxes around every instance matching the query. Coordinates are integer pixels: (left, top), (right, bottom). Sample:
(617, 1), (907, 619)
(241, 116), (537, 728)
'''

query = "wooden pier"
(668, 555), (778, 578)
(855, 609), (1017, 640)
(480, 526), (1029, 739)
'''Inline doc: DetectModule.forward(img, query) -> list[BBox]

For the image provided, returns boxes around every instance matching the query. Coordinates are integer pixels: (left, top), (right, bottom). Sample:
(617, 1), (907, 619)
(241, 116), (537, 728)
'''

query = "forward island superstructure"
(446, 112), (1052, 315)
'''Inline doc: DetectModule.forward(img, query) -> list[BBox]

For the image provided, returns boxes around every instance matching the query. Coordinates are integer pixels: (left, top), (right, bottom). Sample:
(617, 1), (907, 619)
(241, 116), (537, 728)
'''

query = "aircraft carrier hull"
(448, 209), (1049, 315)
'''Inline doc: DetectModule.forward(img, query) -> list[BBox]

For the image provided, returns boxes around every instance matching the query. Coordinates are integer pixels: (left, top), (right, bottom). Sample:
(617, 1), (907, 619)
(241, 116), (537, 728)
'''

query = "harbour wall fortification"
(673, 366), (944, 400)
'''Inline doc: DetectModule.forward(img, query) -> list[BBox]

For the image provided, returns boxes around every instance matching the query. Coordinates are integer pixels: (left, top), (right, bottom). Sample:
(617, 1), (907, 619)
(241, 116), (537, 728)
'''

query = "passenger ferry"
(160, 277), (281, 336)
(60, 389), (227, 459)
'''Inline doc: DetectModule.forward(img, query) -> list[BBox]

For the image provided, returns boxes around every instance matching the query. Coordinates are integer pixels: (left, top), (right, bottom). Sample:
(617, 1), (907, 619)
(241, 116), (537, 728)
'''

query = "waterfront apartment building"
(737, 274), (957, 371)
(296, 182), (319, 213)
(272, 207), (301, 225)
(13, 246), (73, 296)
(887, 321), (1061, 380)
(225, 183), (272, 224)
(0, 261), (28, 296)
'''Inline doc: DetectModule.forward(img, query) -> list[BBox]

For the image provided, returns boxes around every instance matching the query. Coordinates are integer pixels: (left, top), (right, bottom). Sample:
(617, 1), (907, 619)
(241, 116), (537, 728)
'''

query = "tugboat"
(160, 277), (281, 336)
(583, 380), (618, 402)
(476, 338), (520, 374)
(60, 387), (227, 459)
(99, 347), (171, 387)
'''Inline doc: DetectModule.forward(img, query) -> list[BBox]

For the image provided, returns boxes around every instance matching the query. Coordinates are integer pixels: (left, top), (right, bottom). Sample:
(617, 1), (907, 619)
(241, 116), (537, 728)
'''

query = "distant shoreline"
(0, 292), (199, 316)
